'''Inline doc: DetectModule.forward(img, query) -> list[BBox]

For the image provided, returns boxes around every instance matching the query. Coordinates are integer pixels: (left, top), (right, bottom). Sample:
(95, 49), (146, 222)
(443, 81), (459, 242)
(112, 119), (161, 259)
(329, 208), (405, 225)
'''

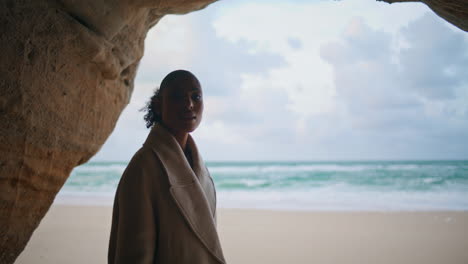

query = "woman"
(108, 70), (226, 264)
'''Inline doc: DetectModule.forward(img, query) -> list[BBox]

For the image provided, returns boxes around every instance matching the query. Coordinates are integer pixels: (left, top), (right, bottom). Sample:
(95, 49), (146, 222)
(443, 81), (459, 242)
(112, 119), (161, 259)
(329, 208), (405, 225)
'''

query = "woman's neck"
(161, 124), (189, 151)
(162, 125), (194, 168)
(174, 133), (188, 151)
(170, 130), (193, 168)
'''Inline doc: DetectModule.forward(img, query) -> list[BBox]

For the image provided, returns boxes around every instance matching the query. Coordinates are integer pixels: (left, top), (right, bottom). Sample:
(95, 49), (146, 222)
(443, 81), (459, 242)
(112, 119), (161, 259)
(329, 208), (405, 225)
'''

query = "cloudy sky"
(92, 0), (468, 161)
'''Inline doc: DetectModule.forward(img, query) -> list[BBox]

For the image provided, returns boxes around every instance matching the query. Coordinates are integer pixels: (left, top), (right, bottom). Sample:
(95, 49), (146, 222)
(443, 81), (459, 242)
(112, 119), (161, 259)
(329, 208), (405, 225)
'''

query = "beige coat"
(108, 124), (226, 264)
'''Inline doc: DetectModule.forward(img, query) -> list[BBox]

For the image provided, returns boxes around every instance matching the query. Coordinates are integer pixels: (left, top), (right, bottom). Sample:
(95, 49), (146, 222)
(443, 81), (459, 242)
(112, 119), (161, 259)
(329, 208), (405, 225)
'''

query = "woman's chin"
(171, 124), (200, 134)
(181, 120), (201, 133)
(185, 124), (199, 133)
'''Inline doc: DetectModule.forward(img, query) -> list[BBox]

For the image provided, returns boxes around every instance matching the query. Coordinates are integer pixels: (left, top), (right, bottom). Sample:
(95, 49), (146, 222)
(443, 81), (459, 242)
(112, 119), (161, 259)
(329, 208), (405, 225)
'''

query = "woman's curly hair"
(141, 88), (162, 128)
(141, 70), (197, 128)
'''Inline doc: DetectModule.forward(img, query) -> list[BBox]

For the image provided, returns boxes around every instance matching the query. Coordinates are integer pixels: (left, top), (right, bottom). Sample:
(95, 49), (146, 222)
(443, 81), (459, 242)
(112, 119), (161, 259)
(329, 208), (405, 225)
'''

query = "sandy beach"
(15, 204), (468, 264)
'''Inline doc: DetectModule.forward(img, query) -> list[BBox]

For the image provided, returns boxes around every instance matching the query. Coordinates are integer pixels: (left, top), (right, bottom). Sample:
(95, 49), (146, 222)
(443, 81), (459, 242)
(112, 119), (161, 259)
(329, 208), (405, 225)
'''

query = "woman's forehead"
(168, 77), (202, 92)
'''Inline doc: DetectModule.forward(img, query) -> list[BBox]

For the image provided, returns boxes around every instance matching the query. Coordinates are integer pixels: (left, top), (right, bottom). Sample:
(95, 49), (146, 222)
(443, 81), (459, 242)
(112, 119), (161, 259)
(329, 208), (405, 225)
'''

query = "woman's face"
(158, 76), (203, 135)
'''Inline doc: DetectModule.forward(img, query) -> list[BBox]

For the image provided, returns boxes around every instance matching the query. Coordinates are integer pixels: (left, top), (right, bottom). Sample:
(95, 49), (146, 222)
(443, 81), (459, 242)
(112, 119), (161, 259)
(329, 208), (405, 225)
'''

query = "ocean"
(56, 160), (468, 211)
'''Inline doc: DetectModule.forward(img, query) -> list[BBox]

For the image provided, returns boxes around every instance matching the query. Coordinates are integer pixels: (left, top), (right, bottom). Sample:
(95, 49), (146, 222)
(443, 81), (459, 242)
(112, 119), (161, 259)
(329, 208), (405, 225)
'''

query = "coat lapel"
(144, 125), (225, 264)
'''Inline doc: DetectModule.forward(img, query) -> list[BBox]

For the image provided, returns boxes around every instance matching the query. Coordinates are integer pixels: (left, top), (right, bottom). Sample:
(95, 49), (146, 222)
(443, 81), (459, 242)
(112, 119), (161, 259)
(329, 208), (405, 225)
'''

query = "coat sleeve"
(108, 151), (159, 264)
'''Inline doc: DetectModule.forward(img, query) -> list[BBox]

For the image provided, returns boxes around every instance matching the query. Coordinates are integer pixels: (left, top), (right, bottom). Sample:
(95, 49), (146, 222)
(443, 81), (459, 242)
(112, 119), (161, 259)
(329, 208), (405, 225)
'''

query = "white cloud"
(137, 15), (196, 80)
(92, 0), (468, 162)
(212, 0), (430, 121)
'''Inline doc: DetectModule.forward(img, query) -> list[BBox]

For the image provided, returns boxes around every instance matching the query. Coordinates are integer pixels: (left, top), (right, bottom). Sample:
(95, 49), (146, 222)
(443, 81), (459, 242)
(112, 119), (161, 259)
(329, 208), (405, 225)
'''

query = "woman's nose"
(184, 97), (194, 110)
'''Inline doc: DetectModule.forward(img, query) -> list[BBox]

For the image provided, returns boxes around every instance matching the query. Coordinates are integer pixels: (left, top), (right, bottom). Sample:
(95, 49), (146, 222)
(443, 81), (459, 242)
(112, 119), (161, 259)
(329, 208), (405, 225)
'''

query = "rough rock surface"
(0, 0), (216, 263)
(0, 0), (466, 263)
(381, 0), (468, 32)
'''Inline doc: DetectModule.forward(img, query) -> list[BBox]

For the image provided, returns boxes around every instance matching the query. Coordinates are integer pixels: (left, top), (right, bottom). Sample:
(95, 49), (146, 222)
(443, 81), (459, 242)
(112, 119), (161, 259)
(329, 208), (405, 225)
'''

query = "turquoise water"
(61, 160), (468, 210)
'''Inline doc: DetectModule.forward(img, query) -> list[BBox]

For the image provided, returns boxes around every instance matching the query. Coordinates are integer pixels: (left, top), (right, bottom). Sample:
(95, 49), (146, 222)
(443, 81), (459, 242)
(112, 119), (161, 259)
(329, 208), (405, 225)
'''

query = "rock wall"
(0, 0), (216, 263)
(0, 0), (466, 263)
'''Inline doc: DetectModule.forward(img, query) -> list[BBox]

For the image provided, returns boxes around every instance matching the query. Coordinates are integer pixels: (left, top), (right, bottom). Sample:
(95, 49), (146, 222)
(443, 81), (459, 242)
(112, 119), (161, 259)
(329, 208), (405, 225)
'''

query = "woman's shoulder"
(130, 145), (159, 163)
(121, 146), (165, 180)
(115, 146), (167, 205)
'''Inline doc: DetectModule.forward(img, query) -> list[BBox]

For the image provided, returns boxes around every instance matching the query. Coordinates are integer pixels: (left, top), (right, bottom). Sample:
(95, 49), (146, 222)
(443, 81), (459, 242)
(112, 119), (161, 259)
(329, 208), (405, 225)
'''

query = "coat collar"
(143, 124), (225, 264)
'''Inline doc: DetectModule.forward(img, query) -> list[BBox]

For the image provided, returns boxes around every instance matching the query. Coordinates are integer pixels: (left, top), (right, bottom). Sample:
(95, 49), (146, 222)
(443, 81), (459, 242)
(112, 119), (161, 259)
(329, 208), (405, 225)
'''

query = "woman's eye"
(192, 94), (202, 101)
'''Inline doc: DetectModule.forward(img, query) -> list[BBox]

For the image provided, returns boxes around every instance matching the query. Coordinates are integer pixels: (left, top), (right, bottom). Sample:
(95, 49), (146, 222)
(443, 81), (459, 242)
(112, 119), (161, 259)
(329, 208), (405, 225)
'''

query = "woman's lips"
(180, 115), (196, 120)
